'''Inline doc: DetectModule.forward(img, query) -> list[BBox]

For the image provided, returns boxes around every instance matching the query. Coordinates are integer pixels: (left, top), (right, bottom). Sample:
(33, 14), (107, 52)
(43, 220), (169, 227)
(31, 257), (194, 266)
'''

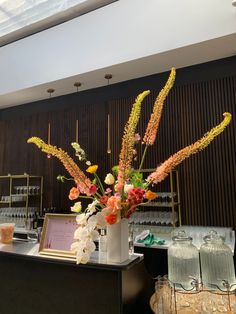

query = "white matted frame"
(39, 213), (77, 258)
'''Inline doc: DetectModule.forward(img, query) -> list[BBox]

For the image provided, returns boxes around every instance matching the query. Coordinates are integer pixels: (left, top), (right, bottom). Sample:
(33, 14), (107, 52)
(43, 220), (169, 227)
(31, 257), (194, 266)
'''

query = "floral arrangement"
(27, 68), (232, 264)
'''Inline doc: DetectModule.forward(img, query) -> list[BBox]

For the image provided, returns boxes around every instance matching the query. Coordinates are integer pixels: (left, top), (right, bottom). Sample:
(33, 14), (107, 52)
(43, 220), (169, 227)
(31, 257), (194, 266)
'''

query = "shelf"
(10, 194), (40, 197)
(141, 202), (180, 207)
(0, 174), (42, 179)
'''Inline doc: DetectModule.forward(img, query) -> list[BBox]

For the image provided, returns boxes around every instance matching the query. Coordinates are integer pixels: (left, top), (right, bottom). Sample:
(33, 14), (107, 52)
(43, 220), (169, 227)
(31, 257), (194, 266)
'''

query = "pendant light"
(74, 82), (82, 142)
(105, 74), (112, 154)
(46, 88), (55, 159)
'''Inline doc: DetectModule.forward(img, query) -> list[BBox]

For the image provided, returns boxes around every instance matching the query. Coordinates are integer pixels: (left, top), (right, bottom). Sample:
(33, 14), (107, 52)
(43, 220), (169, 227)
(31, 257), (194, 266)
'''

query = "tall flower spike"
(143, 68), (176, 146)
(147, 112), (232, 184)
(27, 137), (92, 195)
(117, 90), (150, 191)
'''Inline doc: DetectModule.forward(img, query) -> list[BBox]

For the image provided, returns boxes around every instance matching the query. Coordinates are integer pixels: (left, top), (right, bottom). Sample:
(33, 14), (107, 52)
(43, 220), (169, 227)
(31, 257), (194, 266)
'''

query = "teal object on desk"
(137, 233), (165, 246)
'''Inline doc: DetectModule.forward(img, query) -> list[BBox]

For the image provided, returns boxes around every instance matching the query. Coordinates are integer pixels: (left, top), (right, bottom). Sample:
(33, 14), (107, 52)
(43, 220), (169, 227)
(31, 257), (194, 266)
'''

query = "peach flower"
(107, 196), (121, 214)
(69, 187), (79, 200)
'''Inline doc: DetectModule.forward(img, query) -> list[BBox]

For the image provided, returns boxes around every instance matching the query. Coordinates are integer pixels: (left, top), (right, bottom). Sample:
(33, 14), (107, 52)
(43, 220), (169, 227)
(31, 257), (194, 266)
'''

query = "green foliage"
(130, 171), (147, 188)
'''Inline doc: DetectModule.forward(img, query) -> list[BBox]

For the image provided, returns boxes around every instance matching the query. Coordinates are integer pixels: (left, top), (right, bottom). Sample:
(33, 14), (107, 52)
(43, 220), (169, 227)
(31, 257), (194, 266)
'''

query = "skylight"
(0, 0), (116, 46)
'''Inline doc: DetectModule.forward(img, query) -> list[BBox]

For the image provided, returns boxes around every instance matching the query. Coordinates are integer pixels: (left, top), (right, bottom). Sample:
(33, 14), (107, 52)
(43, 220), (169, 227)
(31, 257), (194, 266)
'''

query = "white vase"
(106, 218), (129, 263)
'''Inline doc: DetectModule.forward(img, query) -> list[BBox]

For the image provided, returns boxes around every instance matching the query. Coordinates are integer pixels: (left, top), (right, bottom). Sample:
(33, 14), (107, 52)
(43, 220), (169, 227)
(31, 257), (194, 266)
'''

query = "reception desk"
(0, 241), (153, 314)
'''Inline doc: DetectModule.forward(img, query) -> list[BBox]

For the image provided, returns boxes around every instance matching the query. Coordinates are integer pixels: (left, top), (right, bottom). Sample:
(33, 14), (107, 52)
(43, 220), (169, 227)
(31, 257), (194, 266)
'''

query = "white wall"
(0, 0), (236, 95)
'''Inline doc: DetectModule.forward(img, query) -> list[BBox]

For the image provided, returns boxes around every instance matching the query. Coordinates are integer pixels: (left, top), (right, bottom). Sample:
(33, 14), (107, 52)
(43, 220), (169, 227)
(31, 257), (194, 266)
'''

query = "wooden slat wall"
(0, 101), (108, 211)
(0, 66), (235, 231)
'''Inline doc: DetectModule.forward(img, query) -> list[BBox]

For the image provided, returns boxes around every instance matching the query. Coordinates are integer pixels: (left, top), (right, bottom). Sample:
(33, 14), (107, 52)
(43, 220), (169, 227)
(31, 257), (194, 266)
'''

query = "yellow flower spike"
(147, 112), (232, 184)
(27, 137), (92, 195)
(117, 90), (150, 191)
(86, 165), (98, 174)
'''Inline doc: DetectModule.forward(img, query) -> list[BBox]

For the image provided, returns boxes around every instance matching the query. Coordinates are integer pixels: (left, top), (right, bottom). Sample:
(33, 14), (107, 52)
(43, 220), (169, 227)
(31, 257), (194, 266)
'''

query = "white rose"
(124, 184), (134, 194)
(104, 173), (115, 185)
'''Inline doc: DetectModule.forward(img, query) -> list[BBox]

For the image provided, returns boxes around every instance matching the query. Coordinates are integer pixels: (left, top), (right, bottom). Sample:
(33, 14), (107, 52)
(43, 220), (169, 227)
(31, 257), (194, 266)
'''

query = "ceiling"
(0, 33), (235, 110)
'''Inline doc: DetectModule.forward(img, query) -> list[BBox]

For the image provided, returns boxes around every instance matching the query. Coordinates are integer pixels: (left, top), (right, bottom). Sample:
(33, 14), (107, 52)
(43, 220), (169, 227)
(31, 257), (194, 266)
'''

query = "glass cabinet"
(130, 169), (181, 227)
(0, 174), (43, 229)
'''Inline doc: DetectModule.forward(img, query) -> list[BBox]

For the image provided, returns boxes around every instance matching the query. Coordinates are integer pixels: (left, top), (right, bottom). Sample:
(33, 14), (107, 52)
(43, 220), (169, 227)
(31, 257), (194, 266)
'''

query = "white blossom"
(76, 249), (91, 264)
(73, 211), (101, 264)
(124, 183), (134, 194)
(94, 212), (106, 229)
(71, 201), (82, 213)
(104, 173), (115, 185)
(90, 229), (100, 241)
(87, 199), (99, 214)
(76, 213), (88, 225)
(74, 226), (89, 240)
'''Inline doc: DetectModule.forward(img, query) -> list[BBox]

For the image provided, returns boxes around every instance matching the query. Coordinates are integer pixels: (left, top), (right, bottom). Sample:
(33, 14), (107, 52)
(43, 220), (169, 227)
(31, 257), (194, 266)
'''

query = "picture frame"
(39, 213), (78, 258)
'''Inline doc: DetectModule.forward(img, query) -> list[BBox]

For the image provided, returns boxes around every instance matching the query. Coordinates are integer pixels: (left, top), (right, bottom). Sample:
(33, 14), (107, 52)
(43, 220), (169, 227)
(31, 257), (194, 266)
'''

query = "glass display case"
(0, 174), (43, 229)
(130, 169), (181, 227)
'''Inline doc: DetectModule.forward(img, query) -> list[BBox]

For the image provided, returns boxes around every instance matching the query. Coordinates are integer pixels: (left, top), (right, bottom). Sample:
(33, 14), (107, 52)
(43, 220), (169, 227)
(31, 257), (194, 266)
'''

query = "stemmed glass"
(35, 186), (40, 195)
(14, 186), (20, 194)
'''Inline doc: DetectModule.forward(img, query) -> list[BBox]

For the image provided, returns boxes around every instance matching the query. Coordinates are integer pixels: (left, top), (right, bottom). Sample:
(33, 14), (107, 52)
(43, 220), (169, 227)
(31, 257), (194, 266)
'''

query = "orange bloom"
(107, 196), (121, 213)
(69, 187), (79, 200)
(86, 165), (98, 174)
(105, 214), (117, 225)
(145, 190), (157, 200)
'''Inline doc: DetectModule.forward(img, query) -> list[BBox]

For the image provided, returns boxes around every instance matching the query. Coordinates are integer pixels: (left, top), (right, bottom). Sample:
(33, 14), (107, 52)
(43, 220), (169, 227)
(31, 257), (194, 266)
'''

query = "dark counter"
(0, 240), (154, 314)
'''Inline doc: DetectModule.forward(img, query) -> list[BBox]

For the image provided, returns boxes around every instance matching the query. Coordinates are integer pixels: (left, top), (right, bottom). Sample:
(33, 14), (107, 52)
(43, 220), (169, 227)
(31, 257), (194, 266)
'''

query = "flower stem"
(77, 195), (94, 200)
(94, 173), (105, 195)
(95, 191), (102, 198)
(138, 145), (148, 171)
(63, 177), (74, 181)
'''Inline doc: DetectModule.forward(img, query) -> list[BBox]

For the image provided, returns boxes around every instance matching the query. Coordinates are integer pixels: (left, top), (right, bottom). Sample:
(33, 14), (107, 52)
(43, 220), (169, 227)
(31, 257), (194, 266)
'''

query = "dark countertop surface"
(0, 239), (143, 271)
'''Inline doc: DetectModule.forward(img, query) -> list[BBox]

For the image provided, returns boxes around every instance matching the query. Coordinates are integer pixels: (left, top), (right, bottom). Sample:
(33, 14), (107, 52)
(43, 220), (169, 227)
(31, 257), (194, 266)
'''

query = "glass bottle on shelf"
(200, 230), (236, 291)
(168, 230), (200, 290)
